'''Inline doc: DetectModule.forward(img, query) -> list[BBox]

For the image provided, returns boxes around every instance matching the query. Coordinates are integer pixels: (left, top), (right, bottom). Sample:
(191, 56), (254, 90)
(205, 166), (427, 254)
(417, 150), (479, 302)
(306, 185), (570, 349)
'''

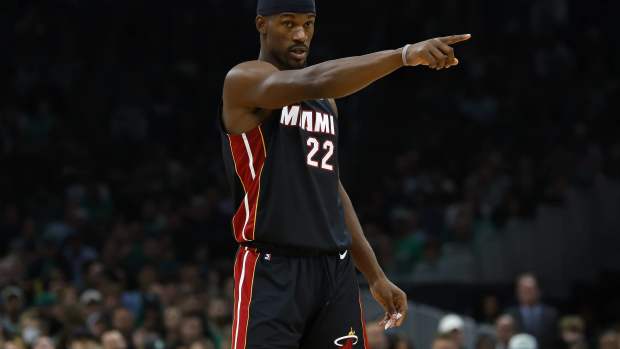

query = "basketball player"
(219, 0), (471, 348)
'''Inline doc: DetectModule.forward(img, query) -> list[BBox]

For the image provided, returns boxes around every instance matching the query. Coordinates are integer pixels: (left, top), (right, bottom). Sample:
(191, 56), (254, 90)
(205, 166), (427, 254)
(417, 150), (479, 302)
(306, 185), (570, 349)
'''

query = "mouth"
(288, 47), (308, 61)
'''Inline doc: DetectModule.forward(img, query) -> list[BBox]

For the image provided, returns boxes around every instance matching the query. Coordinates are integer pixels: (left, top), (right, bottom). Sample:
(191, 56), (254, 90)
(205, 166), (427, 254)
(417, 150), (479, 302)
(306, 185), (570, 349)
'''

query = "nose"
(291, 26), (307, 43)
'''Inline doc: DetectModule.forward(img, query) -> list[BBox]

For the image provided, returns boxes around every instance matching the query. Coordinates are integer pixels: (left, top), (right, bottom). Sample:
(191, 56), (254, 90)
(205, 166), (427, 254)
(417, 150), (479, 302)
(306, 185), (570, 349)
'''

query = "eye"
(282, 20), (294, 28)
(304, 21), (314, 28)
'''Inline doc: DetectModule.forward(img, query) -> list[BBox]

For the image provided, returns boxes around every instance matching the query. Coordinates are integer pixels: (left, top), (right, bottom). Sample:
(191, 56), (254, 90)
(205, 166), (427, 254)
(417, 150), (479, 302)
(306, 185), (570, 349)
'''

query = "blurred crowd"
(369, 275), (620, 349)
(1, 0), (619, 349)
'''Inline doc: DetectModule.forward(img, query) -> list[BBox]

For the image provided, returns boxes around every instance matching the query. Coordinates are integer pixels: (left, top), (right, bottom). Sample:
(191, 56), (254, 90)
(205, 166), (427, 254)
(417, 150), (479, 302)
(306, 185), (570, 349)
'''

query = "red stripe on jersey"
(227, 126), (267, 242)
(358, 293), (371, 349)
(231, 247), (260, 349)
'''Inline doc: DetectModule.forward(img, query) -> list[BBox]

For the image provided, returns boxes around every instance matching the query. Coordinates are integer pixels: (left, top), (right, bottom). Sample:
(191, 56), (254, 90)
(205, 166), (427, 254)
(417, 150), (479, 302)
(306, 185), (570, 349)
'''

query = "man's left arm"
(338, 180), (408, 328)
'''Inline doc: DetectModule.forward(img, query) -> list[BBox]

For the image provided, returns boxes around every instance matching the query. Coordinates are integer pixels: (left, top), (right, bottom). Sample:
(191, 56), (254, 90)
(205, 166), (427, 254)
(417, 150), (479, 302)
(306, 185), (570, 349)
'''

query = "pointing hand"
(404, 34), (472, 70)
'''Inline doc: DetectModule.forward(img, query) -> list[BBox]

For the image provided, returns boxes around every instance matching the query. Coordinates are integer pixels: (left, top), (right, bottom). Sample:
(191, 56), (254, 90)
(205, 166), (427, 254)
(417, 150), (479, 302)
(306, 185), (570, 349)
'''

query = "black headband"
(257, 0), (316, 16)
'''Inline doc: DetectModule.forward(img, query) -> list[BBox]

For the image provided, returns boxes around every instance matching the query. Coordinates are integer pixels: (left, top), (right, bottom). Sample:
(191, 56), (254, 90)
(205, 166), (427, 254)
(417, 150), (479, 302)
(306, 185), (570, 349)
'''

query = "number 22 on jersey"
(306, 137), (334, 171)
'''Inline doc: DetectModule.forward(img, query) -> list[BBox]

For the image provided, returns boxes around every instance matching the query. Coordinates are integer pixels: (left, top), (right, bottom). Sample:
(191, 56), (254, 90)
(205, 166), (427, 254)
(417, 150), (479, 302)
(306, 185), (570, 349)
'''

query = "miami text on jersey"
(280, 105), (336, 135)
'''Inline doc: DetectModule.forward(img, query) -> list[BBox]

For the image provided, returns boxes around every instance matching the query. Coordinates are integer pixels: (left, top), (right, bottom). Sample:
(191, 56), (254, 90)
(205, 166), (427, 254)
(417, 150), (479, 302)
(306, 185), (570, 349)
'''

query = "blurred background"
(1, 1), (619, 349)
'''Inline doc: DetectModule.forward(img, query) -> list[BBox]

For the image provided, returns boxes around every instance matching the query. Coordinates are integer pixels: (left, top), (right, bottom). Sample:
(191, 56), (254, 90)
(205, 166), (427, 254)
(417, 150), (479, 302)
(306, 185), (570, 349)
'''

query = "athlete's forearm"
(303, 49), (404, 100)
(338, 181), (387, 285)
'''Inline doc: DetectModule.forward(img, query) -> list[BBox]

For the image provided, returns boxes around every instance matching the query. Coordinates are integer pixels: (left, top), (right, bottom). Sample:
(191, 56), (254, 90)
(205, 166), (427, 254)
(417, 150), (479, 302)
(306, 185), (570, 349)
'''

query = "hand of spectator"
(369, 277), (408, 329)
(404, 34), (471, 70)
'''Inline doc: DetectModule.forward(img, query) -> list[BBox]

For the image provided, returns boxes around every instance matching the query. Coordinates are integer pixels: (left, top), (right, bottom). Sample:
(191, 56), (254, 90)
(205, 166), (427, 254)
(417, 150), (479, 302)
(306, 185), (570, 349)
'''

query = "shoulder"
(225, 60), (279, 85)
(223, 60), (280, 106)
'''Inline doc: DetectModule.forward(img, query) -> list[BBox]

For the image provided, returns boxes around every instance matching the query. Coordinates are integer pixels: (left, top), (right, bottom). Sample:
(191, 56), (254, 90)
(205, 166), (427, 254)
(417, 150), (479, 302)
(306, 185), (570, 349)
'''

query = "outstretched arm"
(224, 34), (471, 110)
(223, 34), (470, 134)
(338, 180), (408, 329)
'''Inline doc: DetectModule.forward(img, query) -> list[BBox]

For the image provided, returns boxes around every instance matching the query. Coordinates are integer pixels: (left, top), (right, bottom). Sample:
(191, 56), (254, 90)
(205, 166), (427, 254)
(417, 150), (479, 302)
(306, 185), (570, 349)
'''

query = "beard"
(274, 47), (309, 70)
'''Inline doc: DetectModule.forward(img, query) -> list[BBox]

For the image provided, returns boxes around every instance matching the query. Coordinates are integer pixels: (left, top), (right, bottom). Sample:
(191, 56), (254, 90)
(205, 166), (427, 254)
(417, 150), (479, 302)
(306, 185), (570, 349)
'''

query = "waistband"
(240, 241), (346, 257)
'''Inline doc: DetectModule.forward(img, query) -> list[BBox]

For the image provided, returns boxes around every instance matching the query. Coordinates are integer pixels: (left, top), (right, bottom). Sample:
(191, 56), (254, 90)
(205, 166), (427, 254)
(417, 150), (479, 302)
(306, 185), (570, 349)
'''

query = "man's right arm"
(224, 49), (403, 110)
(222, 34), (471, 132)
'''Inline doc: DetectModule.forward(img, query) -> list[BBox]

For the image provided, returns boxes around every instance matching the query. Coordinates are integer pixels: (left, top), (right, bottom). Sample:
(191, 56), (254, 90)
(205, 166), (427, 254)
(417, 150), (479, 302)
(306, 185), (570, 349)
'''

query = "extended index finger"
(439, 34), (471, 45)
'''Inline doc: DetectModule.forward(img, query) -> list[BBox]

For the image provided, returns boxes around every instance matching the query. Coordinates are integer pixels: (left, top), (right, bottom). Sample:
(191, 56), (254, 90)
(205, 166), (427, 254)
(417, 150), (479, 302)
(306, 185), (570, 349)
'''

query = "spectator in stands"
(433, 333), (459, 349)
(206, 297), (230, 328)
(19, 310), (46, 346)
(67, 331), (100, 349)
(598, 330), (619, 349)
(366, 322), (389, 349)
(33, 336), (55, 349)
(438, 314), (465, 349)
(389, 333), (415, 349)
(1, 286), (24, 337)
(508, 334), (537, 349)
(411, 239), (443, 283)
(189, 339), (215, 349)
(507, 273), (558, 347)
(475, 334), (495, 349)
(80, 289), (103, 327)
(391, 207), (426, 275)
(80, 289), (102, 308)
(496, 314), (517, 349)
(558, 316), (588, 349)
(438, 204), (476, 283)
(102, 330), (127, 349)
(163, 306), (182, 347)
(4, 340), (26, 349)
(477, 295), (501, 326)
(112, 307), (135, 344)
(178, 313), (207, 347)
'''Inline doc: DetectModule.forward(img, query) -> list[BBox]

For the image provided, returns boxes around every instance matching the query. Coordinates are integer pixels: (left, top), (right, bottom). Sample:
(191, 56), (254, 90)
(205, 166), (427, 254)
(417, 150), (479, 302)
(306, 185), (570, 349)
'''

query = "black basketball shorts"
(230, 246), (370, 349)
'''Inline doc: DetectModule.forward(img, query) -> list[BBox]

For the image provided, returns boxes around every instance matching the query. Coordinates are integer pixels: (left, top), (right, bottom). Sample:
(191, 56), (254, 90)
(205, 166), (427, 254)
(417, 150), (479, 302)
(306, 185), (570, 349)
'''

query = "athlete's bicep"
(223, 61), (320, 110)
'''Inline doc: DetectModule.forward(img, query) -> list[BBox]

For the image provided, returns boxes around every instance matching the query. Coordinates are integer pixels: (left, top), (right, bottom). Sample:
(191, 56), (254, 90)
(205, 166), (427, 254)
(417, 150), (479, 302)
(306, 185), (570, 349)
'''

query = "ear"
(256, 15), (267, 35)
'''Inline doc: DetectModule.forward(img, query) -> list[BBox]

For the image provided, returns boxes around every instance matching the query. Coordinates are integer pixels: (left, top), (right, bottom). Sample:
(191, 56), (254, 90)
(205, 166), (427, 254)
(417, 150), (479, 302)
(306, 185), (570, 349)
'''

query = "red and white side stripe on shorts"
(227, 127), (267, 243)
(231, 247), (260, 349)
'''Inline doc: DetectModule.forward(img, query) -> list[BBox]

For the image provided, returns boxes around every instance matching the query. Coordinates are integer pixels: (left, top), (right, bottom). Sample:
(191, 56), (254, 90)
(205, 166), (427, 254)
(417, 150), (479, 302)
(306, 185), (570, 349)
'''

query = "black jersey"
(219, 99), (349, 254)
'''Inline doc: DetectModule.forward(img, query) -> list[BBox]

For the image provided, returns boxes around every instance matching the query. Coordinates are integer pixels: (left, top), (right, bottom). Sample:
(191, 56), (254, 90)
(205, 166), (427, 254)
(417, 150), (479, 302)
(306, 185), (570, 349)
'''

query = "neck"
(258, 48), (285, 70)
